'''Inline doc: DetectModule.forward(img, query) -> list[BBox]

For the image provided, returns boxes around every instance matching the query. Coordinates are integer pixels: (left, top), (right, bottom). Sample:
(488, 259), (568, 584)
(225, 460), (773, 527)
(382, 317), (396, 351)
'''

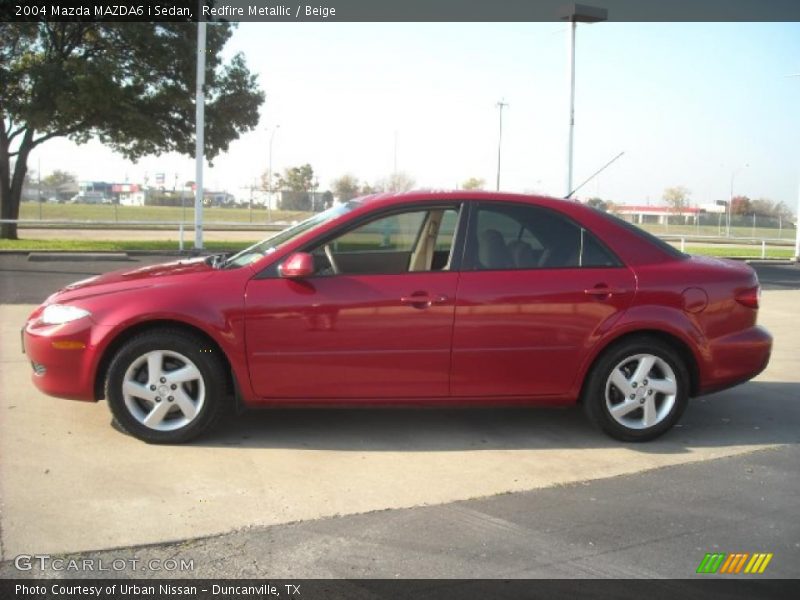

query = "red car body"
(23, 192), (772, 439)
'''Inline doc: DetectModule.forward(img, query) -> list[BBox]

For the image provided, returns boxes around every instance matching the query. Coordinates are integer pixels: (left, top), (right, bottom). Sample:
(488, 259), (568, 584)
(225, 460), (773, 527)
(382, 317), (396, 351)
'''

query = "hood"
(49, 257), (215, 303)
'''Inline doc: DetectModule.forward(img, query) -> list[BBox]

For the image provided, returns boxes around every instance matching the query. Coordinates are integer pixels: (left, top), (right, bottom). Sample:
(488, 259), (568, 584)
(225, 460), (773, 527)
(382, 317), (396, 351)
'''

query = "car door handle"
(400, 293), (449, 307)
(584, 285), (626, 296)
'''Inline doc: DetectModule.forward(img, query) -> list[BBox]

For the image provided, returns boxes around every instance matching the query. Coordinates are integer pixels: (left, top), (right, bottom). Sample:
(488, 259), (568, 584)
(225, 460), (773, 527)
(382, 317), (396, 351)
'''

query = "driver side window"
(310, 207), (460, 275)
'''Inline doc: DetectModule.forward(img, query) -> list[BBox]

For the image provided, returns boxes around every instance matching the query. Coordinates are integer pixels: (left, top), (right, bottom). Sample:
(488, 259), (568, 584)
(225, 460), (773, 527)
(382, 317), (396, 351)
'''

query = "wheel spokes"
(642, 397), (658, 427)
(143, 400), (171, 428)
(166, 364), (201, 385)
(649, 378), (677, 395)
(631, 355), (656, 384)
(173, 389), (199, 420)
(146, 351), (164, 384)
(610, 368), (634, 397)
(610, 399), (640, 419)
(123, 380), (155, 402)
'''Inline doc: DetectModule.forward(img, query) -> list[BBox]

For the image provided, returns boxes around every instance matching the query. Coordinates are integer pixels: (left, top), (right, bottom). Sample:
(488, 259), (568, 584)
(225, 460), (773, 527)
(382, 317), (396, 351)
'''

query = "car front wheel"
(583, 337), (689, 442)
(105, 330), (228, 443)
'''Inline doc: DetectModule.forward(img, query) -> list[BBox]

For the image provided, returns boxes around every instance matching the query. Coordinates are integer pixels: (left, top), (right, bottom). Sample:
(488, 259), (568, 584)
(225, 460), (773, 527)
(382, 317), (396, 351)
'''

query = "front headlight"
(41, 304), (92, 325)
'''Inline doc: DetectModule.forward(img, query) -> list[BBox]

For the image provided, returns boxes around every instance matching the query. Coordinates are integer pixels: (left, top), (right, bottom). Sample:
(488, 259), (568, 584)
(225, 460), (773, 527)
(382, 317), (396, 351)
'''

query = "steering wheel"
(323, 244), (340, 274)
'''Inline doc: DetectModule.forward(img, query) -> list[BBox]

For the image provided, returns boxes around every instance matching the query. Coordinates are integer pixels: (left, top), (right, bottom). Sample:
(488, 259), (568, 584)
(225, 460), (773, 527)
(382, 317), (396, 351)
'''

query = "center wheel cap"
(158, 385), (169, 396)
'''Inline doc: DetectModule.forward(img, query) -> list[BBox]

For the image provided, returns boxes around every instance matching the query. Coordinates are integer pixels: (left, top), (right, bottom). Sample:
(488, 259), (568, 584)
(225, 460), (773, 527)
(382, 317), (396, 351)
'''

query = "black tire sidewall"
(583, 337), (689, 442)
(105, 331), (227, 443)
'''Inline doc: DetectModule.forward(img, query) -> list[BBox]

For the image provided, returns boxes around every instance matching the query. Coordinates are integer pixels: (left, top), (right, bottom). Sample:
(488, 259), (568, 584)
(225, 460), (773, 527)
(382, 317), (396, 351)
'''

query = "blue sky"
(34, 21), (800, 208)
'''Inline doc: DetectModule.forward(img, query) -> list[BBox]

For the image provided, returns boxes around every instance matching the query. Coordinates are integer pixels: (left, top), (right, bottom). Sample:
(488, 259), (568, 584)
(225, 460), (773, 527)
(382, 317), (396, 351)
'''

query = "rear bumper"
(698, 325), (772, 395)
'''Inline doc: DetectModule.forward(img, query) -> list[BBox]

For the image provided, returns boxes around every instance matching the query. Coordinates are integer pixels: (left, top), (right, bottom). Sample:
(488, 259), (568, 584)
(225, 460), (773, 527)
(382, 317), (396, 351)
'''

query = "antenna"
(565, 151), (625, 199)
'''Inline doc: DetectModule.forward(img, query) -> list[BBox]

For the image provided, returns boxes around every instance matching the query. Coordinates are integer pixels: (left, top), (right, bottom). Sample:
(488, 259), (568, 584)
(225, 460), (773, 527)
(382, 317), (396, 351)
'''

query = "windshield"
(223, 201), (361, 268)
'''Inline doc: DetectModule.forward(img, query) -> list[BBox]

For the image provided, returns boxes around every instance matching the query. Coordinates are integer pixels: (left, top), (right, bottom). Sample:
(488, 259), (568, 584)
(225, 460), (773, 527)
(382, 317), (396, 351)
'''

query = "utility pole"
(37, 156), (42, 220)
(194, 11), (206, 250)
(496, 99), (509, 191)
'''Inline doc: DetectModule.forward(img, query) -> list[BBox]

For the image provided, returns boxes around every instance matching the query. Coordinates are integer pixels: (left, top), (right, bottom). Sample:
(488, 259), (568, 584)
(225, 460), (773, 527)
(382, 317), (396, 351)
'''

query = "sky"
(28, 21), (800, 209)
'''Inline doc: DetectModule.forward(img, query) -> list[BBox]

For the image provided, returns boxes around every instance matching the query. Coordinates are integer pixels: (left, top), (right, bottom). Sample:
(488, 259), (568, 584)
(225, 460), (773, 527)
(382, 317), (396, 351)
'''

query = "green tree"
(276, 164), (315, 193)
(0, 23), (264, 239)
(274, 164), (315, 211)
(331, 173), (361, 202)
(41, 170), (77, 188)
(462, 177), (485, 190)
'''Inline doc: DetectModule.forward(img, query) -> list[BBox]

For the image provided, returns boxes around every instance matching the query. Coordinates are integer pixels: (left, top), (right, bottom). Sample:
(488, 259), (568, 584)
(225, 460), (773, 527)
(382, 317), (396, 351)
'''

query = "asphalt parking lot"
(0, 254), (798, 578)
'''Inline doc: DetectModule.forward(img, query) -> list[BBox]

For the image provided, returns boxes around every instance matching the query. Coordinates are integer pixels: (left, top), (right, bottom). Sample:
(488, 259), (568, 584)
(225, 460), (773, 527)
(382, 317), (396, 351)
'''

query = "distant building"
(614, 204), (704, 225)
(112, 183), (145, 206)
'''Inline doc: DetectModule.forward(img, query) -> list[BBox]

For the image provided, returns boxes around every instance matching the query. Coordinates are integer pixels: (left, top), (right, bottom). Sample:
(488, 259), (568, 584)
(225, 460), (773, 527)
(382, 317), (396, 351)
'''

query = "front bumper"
(23, 316), (106, 402)
(698, 325), (772, 395)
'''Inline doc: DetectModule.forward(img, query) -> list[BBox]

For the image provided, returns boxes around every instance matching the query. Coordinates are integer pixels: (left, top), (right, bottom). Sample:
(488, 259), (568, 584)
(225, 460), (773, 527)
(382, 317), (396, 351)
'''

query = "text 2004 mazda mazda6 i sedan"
(23, 191), (772, 443)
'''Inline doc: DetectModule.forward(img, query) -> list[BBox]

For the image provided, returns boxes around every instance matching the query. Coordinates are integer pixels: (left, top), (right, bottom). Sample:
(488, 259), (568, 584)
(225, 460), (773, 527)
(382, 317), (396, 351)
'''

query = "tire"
(582, 336), (689, 442)
(105, 329), (229, 443)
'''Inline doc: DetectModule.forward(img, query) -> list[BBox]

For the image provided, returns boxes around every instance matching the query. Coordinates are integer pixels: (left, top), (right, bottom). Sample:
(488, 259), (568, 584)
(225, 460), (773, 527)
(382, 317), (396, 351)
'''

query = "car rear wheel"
(583, 336), (689, 441)
(105, 330), (228, 443)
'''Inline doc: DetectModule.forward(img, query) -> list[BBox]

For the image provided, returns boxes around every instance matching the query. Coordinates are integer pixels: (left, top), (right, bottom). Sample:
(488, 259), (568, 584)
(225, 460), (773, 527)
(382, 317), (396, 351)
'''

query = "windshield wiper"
(205, 253), (229, 269)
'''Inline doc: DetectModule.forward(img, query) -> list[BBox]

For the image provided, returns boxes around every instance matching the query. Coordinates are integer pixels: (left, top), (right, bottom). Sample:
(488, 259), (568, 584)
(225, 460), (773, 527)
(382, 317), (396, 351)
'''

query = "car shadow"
(192, 380), (800, 454)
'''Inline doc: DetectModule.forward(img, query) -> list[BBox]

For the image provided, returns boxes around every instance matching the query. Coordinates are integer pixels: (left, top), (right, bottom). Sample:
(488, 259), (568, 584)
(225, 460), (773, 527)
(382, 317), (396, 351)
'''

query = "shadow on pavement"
(187, 380), (800, 453)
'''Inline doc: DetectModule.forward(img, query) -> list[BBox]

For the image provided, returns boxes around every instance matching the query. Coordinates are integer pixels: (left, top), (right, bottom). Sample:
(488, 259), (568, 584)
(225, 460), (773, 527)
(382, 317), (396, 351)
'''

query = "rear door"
(451, 202), (636, 398)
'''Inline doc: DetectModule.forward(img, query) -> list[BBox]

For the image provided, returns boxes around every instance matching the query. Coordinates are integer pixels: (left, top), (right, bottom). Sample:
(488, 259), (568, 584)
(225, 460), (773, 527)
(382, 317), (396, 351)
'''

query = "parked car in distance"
(70, 192), (108, 204)
(23, 191), (772, 443)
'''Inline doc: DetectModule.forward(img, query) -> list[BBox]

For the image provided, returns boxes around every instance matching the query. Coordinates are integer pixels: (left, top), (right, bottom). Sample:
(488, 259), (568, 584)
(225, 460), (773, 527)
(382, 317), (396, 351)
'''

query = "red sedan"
(23, 191), (772, 443)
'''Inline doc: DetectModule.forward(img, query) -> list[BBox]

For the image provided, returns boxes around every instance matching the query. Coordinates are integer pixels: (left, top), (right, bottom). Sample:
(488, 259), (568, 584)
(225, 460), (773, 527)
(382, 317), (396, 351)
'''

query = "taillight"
(735, 285), (760, 309)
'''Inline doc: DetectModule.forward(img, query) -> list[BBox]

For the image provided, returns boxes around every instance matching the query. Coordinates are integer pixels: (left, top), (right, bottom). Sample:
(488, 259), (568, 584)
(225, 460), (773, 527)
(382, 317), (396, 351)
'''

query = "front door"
(245, 205), (463, 400)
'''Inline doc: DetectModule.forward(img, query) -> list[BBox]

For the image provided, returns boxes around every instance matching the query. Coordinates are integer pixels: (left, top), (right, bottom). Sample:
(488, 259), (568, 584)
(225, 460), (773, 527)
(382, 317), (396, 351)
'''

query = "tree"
(462, 177), (485, 190)
(331, 174), (361, 202)
(662, 186), (690, 215)
(41, 170), (77, 188)
(730, 195), (752, 216)
(0, 23), (264, 239)
(274, 164), (315, 211)
(586, 197), (608, 211)
(376, 171), (415, 193)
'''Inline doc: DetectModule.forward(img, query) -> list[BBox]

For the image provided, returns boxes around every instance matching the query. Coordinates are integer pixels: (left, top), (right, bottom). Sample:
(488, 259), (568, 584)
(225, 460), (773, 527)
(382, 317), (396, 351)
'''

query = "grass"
(18, 201), (312, 224)
(0, 238), (794, 259)
(683, 245), (795, 259)
(638, 222), (796, 240)
(0, 239), (253, 252)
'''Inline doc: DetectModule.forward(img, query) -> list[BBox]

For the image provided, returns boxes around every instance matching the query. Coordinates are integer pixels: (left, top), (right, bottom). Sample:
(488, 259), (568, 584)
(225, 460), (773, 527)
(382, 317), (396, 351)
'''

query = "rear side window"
(465, 203), (620, 270)
(596, 210), (687, 259)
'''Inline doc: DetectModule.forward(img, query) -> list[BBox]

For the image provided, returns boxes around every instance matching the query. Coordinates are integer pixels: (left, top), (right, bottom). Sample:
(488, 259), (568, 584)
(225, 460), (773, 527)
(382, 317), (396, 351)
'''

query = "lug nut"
(632, 382), (638, 388)
(648, 389), (654, 395)
(629, 394), (636, 400)
(167, 396), (174, 402)
(155, 397), (161, 403)
(160, 377), (166, 383)
(642, 379), (648, 385)
(171, 384), (177, 390)
(150, 384), (156, 391)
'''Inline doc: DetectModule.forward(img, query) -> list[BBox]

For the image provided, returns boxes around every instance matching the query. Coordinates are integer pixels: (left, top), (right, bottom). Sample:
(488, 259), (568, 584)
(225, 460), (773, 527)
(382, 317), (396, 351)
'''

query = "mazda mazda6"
(23, 191), (772, 443)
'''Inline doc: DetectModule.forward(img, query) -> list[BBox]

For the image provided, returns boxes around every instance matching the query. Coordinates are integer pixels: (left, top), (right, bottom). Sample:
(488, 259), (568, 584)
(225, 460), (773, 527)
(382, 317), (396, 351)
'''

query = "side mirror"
(279, 252), (315, 278)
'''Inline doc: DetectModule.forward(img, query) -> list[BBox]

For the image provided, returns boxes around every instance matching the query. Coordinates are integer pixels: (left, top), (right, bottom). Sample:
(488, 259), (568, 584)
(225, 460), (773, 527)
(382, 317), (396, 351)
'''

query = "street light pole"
(566, 20), (577, 197)
(267, 125), (279, 223)
(496, 99), (509, 191)
(560, 3), (607, 198)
